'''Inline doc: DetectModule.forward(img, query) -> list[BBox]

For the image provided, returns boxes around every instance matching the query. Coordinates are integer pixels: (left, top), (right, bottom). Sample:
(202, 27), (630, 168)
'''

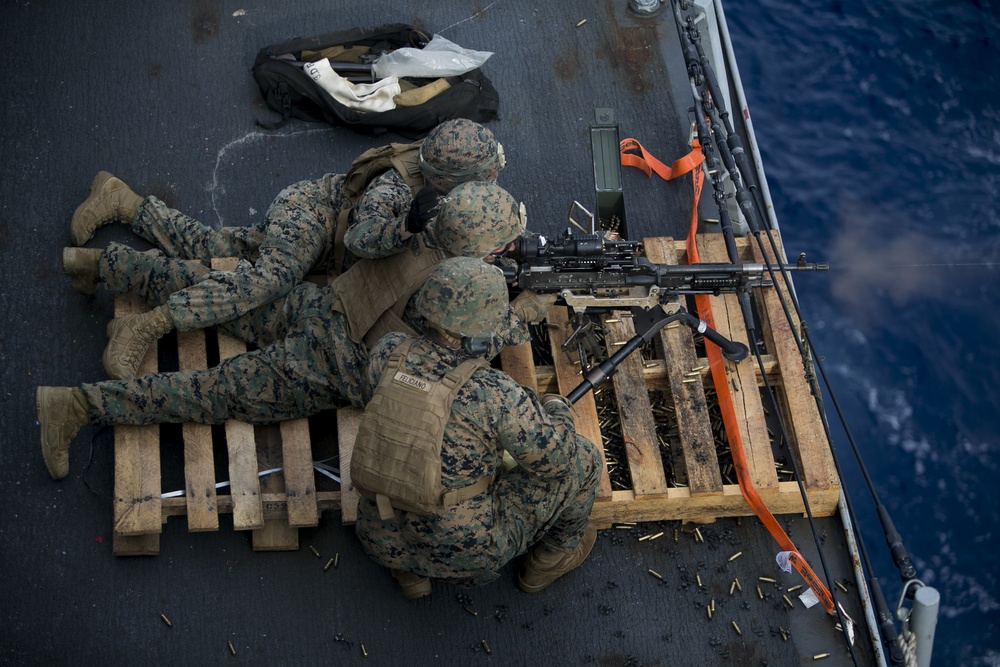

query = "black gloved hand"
(405, 185), (440, 234)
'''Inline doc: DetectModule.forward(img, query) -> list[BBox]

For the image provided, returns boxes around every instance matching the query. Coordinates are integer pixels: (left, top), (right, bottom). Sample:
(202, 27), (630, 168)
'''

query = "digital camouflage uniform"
(84, 182), (527, 426)
(128, 170), (418, 333)
(354, 332), (602, 586)
(83, 271), (368, 425)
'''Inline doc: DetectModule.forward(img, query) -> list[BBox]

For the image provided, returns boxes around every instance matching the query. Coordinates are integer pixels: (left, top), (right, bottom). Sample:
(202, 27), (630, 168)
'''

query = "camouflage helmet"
(433, 181), (525, 258)
(416, 257), (507, 338)
(419, 119), (505, 193)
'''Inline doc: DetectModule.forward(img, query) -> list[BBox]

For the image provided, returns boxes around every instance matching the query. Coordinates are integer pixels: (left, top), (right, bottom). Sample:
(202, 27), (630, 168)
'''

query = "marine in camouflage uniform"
(353, 258), (601, 596)
(37, 182), (528, 482)
(64, 119), (505, 380)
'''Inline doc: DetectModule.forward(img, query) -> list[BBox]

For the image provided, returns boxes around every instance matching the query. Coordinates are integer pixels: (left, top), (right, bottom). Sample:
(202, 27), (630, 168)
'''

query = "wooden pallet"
(111, 259), (341, 556)
(337, 234), (840, 529)
(112, 235), (839, 548)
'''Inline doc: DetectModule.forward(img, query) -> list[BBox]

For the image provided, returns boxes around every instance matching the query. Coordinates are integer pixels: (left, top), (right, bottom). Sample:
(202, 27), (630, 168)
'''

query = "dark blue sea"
(725, 0), (1000, 663)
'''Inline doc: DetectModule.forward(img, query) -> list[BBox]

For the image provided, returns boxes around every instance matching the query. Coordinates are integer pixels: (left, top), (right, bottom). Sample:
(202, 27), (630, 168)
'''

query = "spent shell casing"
(758, 576), (776, 583)
(735, 577), (742, 592)
(324, 558), (336, 571)
(813, 654), (830, 660)
(835, 580), (848, 593)
(696, 574), (703, 588)
(576, 18), (588, 27)
(783, 595), (795, 608)
(757, 586), (764, 600)
(228, 641), (236, 656)
(309, 545), (320, 558)
(729, 581), (736, 596)
(334, 553), (340, 568)
(647, 569), (663, 580)
(732, 621), (742, 635)
(464, 606), (478, 617)
(648, 531), (664, 541)
(729, 551), (743, 561)
(481, 640), (492, 655)
(694, 527), (704, 542)
(706, 605), (713, 620)
(786, 585), (802, 593)
(160, 613), (172, 628)
(361, 643), (368, 657)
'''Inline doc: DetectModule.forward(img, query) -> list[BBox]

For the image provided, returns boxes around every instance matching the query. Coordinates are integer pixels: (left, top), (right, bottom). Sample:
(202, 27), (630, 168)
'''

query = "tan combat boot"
(62, 247), (103, 295)
(391, 569), (432, 600)
(103, 304), (174, 380)
(517, 522), (597, 593)
(70, 171), (144, 246)
(36, 386), (91, 480)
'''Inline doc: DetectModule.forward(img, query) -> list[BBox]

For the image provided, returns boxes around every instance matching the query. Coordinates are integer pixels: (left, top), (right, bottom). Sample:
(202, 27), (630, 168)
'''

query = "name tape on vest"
(393, 371), (431, 392)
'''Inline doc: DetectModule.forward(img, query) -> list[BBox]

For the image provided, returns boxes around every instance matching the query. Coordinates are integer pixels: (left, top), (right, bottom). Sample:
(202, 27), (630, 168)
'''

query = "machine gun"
(502, 228), (828, 403)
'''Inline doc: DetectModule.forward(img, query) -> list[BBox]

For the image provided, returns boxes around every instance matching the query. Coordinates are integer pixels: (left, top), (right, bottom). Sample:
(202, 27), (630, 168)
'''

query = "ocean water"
(725, 0), (1000, 663)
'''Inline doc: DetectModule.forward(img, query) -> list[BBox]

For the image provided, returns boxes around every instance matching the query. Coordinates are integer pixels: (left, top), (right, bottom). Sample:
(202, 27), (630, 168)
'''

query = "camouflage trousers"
(354, 436), (601, 586)
(83, 244), (368, 424)
(125, 175), (342, 331)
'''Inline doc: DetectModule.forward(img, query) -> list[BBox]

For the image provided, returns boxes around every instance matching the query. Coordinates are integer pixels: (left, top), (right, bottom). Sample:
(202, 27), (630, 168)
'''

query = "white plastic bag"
(372, 34), (493, 79)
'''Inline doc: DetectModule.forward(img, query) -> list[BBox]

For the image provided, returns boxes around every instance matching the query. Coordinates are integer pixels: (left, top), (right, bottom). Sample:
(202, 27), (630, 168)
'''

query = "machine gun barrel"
(505, 232), (827, 307)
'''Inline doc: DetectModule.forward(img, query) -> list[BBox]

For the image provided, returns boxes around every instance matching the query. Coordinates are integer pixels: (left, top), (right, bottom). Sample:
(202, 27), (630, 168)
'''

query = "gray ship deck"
(1, 1), (878, 665)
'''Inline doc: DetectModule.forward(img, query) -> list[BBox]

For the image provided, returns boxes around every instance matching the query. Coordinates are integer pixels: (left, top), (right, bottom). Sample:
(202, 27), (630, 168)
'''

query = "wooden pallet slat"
(644, 237), (724, 498)
(697, 234), (779, 491)
(336, 407), (362, 526)
(749, 236), (839, 493)
(113, 292), (162, 555)
(177, 329), (219, 532)
(252, 424), (299, 551)
(602, 313), (669, 497)
(279, 418), (319, 527)
(211, 258), (264, 532)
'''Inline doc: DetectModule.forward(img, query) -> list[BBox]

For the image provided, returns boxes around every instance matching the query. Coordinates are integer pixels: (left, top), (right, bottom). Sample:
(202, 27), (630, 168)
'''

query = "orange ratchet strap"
(676, 140), (836, 615)
(620, 137), (704, 182)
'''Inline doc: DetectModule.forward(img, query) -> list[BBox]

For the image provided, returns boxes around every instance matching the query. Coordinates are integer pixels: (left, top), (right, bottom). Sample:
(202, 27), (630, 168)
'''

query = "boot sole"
(36, 387), (68, 480)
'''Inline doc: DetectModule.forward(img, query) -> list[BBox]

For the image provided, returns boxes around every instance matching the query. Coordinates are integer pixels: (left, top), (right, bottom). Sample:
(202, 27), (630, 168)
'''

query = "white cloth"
(304, 58), (400, 112)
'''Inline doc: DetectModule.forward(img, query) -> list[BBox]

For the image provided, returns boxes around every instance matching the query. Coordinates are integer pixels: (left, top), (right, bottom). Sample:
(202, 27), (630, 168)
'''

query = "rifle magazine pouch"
(251, 23), (499, 135)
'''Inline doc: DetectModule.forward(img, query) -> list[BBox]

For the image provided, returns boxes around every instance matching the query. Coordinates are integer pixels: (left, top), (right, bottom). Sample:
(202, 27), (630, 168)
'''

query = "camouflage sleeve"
(480, 306), (529, 360)
(365, 332), (410, 390)
(343, 169), (414, 259)
(486, 373), (582, 477)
